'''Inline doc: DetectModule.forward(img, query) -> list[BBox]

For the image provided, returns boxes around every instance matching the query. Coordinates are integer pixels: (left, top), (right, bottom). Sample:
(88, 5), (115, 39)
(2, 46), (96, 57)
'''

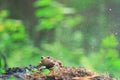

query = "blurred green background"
(0, 0), (120, 77)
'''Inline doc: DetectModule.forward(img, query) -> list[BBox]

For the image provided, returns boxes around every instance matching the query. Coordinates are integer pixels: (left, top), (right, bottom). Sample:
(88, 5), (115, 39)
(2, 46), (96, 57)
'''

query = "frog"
(37, 56), (62, 69)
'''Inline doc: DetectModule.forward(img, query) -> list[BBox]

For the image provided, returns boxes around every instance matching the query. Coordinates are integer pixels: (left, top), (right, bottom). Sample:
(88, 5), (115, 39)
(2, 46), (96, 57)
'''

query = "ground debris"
(0, 56), (113, 80)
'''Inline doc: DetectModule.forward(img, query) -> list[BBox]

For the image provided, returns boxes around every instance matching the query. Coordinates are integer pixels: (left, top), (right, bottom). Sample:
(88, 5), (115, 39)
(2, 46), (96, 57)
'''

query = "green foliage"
(0, 10), (27, 53)
(80, 34), (120, 77)
(8, 45), (41, 67)
(0, 10), (30, 67)
(40, 42), (83, 66)
(41, 68), (50, 75)
(102, 34), (118, 47)
(8, 76), (16, 80)
(0, 10), (9, 18)
(34, 0), (52, 7)
(32, 68), (38, 73)
(66, 0), (96, 9)
(0, 56), (5, 74)
(0, 68), (5, 74)
(34, 0), (81, 31)
(34, 0), (64, 31)
(1, 0), (120, 78)
(100, 35), (120, 71)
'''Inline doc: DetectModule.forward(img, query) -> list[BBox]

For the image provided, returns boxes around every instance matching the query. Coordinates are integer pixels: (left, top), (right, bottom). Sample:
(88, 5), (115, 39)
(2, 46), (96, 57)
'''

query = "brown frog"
(37, 56), (62, 69)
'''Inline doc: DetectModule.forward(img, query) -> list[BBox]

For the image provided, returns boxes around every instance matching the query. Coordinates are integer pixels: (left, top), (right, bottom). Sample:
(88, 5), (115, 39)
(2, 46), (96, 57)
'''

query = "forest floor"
(0, 56), (113, 80)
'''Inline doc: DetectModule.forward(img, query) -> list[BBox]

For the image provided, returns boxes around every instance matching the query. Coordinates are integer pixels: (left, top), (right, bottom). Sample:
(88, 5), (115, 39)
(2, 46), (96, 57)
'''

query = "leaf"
(102, 34), (118, 47)
(106, 49), (118, 58)
(0, 10), (9, 18)
(34, 0), (52, 7)
(35, 6), (59, 18)
(32, 68), (38, 73)
(41, 69), (50, 75)
(0, 68), (5, 74)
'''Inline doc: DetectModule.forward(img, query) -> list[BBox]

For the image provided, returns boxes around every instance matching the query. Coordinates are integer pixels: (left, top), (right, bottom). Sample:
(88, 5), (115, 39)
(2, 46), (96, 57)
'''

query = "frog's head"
(40, 56), (55, 68)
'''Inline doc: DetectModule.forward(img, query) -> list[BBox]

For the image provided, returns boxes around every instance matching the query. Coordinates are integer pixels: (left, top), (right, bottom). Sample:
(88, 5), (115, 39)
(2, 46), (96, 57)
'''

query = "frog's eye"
(47, 56), (50, 59)
(41, 56), (44, 59)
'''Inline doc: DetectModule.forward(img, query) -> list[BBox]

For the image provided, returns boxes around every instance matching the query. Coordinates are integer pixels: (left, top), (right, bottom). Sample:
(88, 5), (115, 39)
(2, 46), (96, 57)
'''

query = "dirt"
(0, 56), (113, 80)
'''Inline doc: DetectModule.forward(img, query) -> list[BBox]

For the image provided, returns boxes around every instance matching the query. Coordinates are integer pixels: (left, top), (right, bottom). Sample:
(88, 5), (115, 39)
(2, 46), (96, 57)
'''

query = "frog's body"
(37, 56), (62, 69)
